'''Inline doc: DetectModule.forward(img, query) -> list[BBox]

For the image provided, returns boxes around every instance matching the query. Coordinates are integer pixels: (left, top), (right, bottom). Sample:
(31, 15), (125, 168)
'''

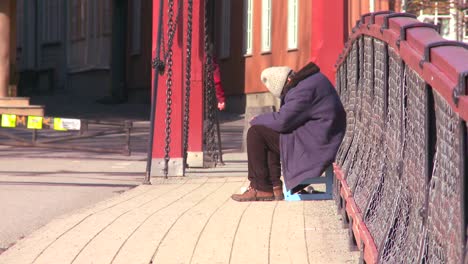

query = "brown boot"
(273, 186), (284, 201)
(231, 186), (275, 202)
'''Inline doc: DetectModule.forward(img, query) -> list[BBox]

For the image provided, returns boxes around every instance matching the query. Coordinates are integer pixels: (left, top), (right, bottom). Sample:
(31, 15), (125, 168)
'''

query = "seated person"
(232, 62), (347, 201)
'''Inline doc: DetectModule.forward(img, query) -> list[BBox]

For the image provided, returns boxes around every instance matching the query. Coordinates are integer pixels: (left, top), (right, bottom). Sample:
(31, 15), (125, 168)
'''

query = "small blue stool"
(283, 165), (334, 201)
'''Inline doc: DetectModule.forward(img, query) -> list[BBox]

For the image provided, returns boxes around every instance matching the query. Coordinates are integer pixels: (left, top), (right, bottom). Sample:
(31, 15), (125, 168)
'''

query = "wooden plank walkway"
(0, 177), (358, 264)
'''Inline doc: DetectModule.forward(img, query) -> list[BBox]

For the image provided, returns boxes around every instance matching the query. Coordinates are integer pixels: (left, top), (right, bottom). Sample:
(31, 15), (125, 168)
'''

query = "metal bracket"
(380, 13), (417, 34)
(151, 58), (165, 74)
(360, 13), (372, 25)
(352, 20), (361, 33)
(453, 71), (468, 106)
(419, 41), (468, 69)
(396, 22), (440, 48)
(367, 11), (394, 29)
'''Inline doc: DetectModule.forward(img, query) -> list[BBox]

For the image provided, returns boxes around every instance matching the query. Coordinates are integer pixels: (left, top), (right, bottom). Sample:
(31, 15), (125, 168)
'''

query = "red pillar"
(151, 0), (205, 176)
(0, 0), (11, 97)
(310, 0), (345, 85)
(185, 0), (205, 168)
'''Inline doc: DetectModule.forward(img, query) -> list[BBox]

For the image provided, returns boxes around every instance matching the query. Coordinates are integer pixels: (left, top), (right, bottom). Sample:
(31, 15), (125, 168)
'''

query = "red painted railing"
(334, 12), (468, 264)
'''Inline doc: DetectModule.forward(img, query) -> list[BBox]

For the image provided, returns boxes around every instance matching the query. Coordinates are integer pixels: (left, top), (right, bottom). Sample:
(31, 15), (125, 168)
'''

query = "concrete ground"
(0, 133), (147, 252)
(0, 177), (358, 264)
(0, 97), (359, 263)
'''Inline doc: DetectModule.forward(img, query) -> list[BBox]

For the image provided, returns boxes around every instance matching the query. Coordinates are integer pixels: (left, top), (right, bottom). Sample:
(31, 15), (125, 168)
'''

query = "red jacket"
(213, 61), (225, 103)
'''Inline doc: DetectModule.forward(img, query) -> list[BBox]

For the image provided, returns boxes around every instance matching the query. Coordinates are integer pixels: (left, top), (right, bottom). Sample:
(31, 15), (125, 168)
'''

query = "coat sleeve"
(250, 83), (313, 133)
(213, 62), (225, 103)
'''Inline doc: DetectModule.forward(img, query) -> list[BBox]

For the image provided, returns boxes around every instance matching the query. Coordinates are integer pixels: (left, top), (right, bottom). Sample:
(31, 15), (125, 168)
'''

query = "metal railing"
(334, 12), (468, 264)
(0, 114), (132, 155)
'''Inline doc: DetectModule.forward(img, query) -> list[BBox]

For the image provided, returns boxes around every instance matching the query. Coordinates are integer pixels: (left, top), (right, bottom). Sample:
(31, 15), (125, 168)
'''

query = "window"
(287, 0), (298, 50)
(464, 8), (468, 40)
(219, 0), (231, 59)
(243, 0), (253, 55)
(130, 0), (142, 55)
(71, 0), (86, 40)
(41, 0), (62, 44)
(261, 0), (272, 52)
(16, 0), (24, 47)
(97, 0), (112, 36)
(68, 0), (112, 71)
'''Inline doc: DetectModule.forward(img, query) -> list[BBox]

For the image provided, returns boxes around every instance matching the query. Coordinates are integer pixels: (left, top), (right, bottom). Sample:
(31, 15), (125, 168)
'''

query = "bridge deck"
(0, 115), (358, 264)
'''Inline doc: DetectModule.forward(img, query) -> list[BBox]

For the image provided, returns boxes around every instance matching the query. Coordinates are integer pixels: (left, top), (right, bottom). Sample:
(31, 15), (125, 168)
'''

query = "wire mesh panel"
(340, 41), (359, 175)
(335, 64), (343, 97)
(353, 36), (377, 208)
(364, 46), (404, 250)
(354, 39), (388, 215)
(335, 13), (468, 264)
(420, 92), (464, 263)
(378, 66), (427, 263)
(336, 62), (351, 165)
(343, 37), (365, 188)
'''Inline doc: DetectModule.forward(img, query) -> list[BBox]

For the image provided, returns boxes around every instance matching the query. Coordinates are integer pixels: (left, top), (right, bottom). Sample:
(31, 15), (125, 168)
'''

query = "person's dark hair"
(281, 62), (320, 97)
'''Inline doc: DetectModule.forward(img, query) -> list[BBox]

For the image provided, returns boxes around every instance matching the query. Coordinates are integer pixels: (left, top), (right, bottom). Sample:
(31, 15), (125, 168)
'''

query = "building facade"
(346, 0), (467, 41)
(213, 0), (345, 112)
(16, 0), (153, 101)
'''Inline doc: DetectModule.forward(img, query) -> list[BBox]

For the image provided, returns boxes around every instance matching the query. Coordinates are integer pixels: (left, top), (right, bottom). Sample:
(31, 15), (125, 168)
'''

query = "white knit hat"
(260, 66), (292, 98)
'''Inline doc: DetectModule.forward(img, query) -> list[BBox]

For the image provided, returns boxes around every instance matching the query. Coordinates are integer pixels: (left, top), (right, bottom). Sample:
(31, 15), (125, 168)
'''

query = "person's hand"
(217, 102), (225, 111)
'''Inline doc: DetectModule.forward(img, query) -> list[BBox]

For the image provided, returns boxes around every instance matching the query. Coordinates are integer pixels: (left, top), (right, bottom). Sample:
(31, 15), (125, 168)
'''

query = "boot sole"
(231, 196), (275, 202)
(274, 194), (285, 201)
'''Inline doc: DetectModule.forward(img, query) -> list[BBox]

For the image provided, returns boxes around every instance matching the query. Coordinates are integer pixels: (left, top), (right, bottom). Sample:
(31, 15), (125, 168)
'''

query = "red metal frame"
(336, 13), (468, 121)
(334, 12), (468, 264)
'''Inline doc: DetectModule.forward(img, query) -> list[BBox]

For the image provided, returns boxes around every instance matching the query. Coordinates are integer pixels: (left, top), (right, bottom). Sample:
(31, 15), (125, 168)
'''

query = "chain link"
(157, 0), (219, 174)
(152, 0), (180, 74)
(183, 0), (194, 171)
(203, 0), (219, 167)
(163, 0), (177, 177)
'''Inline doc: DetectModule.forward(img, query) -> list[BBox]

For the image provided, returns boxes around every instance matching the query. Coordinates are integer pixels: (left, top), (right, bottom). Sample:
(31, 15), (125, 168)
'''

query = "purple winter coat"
(250, 72), (346, 191)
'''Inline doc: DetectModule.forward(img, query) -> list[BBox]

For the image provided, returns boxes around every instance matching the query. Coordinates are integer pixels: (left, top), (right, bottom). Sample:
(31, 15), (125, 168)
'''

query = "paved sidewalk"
(0, 176), (358, 264)
(0, 104), (359, 263)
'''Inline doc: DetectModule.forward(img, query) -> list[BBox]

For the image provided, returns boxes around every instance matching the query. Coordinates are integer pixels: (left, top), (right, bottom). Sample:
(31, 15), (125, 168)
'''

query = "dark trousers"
(247, 125), (282, 192)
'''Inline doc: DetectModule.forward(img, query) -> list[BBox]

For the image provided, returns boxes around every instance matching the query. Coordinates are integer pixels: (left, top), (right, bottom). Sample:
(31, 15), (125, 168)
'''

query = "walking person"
(231, 62), (346, 202)
(213, 59), (226, 111)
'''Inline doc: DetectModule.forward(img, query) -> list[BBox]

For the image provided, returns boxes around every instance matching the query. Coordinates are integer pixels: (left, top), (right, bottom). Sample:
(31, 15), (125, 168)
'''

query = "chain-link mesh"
(340, 41), (359, 177)
(336, 32), (467, 263)
(336, 63), (347, 165)
(345, 37), (367, 191)
(363, 46), (404, 250)
(336, 62), (349, 165)
(353, 36), (377, 209)
(378, 66), (427, 263)
(420, 92), (464, 263)
(353, 39), (386, 217)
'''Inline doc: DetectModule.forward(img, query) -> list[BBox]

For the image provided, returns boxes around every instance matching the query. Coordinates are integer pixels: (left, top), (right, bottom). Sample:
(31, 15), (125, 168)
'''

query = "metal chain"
(183, 0), (194, 171)
(203, 0), (219, 167)
(163, 0), (176, 177)
(152, 0), (182, 74)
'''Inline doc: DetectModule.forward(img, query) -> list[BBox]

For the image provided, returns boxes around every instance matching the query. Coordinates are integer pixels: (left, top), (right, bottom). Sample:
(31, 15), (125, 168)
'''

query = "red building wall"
(215, 0), (349, 95)
(215, 0), (313, 96)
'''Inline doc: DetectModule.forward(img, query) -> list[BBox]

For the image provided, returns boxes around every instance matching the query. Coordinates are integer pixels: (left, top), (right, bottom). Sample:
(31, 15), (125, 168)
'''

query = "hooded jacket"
(250, 70), (346, 191)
